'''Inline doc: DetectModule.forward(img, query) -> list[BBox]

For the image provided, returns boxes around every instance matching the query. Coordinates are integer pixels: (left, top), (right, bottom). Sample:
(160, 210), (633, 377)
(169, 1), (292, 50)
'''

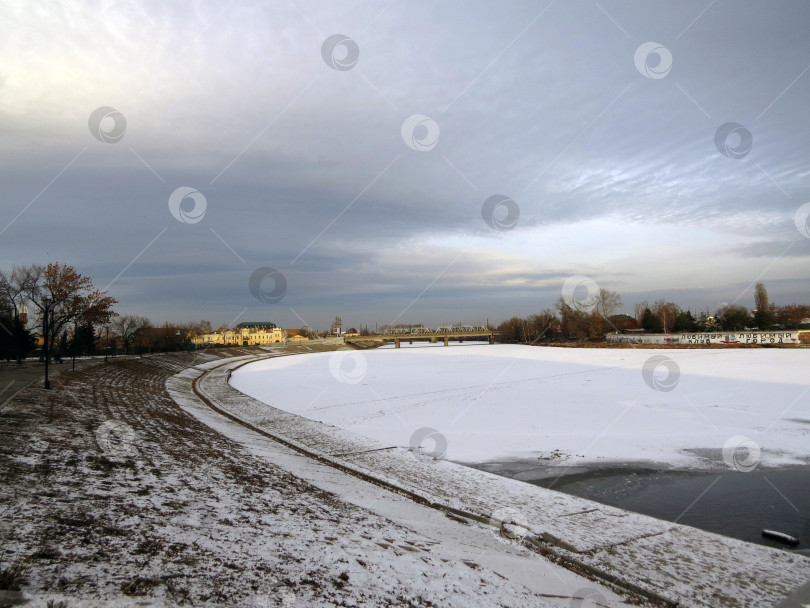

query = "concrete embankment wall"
(607, 330), (810, 345)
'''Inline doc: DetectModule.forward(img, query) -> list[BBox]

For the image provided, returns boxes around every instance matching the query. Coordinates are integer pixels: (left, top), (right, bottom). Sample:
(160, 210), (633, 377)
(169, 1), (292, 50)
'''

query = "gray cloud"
(2, 0), (809, 329)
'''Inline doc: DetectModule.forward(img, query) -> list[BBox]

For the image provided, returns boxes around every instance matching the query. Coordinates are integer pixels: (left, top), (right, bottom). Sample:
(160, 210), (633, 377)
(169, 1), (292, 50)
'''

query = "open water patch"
(469, 460), (810, 554)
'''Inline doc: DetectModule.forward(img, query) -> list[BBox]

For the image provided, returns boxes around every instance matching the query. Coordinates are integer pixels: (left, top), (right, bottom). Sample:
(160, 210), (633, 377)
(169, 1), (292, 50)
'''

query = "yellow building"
(193, 322), (286, 346)
(284, 329), (310, 342)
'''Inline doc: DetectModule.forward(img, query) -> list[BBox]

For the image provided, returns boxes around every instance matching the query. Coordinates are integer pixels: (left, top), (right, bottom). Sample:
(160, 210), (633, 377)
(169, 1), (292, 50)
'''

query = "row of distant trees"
(49, 317), (213, 361)
(0, 263), (213, 364)
(103, 318), (213, 355)
(497, 288), (624, 343)
(497, 283), (810, 343)
(634, 283), (809, 333)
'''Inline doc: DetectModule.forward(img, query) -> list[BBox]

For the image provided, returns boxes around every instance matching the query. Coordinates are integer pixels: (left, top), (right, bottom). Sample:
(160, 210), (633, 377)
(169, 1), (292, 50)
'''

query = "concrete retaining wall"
(607, 330), (810, 345)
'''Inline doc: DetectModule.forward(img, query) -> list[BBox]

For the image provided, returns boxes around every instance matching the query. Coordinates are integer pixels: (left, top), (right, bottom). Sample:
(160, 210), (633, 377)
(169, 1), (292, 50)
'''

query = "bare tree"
(776, 303), (810, 327)
(556, 297), (590, 340)
(595, 288), (623, 334)
(0, 266), (37, 319)
(25, 263), (117, 360)
(111, 314), (151, 355)
(527, 309), (559, 342)
(178, 320), (212, 342)
(587, 309), (606, 338)
(634, 300), (650, 324)
(652, 300), (680, 333)
(496, 317), (526, 343)
(596, 288), (622, 319)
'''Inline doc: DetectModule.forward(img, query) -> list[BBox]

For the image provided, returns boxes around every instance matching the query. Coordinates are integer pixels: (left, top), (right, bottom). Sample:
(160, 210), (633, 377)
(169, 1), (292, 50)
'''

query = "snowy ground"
(0, 348), (637, 607)
(230, 344), (810, 471)
(6, 346), (808, 607)
(169, 364), (633, 607)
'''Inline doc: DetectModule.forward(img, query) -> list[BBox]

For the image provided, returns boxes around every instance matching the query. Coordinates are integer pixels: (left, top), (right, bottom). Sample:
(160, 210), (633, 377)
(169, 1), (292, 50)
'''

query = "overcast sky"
(2, 1), (809, 330)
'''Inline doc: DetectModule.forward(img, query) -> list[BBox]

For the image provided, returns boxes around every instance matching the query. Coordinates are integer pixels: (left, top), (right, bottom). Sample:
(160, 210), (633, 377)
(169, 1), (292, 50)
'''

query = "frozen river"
(230, 344), (810, 472)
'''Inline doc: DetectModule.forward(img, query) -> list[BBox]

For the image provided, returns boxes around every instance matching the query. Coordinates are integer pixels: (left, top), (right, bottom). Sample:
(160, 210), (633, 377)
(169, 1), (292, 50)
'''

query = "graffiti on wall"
(606, 331), (807, 345)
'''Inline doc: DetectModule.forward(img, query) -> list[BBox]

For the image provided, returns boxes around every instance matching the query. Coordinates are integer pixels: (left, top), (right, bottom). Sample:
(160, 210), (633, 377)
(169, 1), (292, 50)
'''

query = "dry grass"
(0, 349), (498, 607)
(0, 558), (28, 591)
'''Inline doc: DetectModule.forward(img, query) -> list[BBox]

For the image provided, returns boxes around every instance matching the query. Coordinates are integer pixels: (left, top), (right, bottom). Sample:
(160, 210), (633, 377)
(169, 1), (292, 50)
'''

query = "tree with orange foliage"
(23, 263), (117, 361)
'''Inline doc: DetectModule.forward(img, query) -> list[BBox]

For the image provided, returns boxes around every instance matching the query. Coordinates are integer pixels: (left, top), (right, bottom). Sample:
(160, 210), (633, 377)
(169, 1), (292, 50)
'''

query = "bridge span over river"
(345, 328), (500, 348)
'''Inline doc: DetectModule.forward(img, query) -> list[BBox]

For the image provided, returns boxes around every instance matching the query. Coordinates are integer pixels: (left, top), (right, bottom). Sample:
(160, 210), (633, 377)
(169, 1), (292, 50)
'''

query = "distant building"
(608, 314), (639, 333)
(284, 329), (310, 342)
(192, 321), (285, 346)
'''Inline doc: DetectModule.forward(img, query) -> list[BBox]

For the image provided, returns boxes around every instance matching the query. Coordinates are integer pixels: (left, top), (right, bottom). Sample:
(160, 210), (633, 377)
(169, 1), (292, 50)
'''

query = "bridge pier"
(444, 336), (449, 346)
(489, 335), (494, 344)
(430, 337), (437, 343)
(395, 338), (400, 348)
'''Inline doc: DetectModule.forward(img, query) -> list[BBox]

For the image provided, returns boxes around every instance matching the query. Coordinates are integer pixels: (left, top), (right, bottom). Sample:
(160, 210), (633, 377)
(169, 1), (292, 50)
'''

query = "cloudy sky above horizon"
(2, 0), (809, 330)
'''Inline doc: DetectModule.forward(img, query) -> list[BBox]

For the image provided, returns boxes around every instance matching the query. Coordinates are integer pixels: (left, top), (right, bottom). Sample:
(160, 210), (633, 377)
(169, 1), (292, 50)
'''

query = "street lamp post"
(105, 326), (109, 362)
(43, 297), (51, 390)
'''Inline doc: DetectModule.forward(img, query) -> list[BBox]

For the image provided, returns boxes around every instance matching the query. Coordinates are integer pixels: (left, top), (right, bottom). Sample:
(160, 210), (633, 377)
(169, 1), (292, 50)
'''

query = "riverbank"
(4, 347), (808, 607)
(0, 348), (629, 607)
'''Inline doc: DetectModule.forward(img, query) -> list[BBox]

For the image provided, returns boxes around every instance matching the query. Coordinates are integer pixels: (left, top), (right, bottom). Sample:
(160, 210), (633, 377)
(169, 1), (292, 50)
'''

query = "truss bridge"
(346, 324), (499, 348)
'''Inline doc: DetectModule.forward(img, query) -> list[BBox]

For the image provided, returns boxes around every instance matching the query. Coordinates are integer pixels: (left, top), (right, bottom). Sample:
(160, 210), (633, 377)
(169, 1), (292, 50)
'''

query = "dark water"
(470, 462), (810, 553)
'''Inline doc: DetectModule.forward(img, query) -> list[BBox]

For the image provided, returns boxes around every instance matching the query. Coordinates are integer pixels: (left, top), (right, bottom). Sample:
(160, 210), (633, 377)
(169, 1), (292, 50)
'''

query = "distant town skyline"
(2, 1), (809, 330)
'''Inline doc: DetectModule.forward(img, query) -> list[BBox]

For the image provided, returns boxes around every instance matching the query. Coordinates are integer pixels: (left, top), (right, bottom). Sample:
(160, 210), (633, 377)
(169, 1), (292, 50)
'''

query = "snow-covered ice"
(214, 348), (810, 607)
(230, 344), (810, 469)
